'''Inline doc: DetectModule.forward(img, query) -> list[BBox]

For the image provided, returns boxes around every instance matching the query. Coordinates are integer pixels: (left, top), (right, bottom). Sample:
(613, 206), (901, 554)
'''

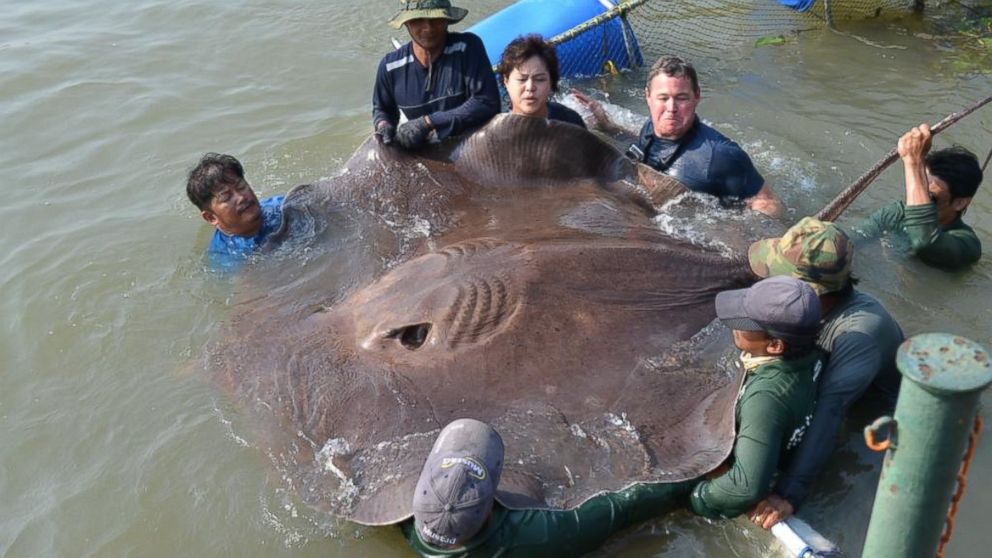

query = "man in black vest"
(575, 56), (783, 217)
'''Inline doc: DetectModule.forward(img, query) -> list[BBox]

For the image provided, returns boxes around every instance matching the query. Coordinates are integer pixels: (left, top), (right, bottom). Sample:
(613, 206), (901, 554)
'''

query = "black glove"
(375, 122), (396, 145)
(395, 117), (432, 150)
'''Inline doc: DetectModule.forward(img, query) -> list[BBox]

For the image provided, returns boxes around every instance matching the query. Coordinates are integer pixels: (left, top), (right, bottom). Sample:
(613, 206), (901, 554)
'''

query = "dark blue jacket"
(372, 32), (500, 141)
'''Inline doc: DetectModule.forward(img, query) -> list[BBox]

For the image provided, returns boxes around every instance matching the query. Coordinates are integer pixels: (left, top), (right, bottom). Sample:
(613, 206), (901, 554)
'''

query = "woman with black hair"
(496, 35), (585, 128)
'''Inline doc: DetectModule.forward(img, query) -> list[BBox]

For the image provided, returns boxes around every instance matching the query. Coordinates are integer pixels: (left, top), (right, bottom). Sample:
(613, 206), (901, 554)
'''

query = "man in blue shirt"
(372, 0), (500, 150)
(575, 56), (784, 217)
(185, 153), (284, 268)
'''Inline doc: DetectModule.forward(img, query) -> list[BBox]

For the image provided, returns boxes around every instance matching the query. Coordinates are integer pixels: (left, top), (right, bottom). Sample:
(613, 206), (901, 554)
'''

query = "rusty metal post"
(861, 333), (991, 558)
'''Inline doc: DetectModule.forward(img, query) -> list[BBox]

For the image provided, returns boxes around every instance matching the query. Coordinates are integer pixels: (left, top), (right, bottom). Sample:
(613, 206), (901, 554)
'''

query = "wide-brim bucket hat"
(389, 0), (469, 29)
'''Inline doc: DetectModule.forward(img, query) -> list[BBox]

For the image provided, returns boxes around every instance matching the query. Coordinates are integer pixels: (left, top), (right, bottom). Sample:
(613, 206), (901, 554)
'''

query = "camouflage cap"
(747, 217), (853, 295)
(389, 0), (468, 29)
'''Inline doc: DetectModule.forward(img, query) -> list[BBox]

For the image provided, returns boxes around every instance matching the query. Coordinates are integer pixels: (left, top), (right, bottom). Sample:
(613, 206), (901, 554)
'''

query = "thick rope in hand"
(936, 412), (984, 558)
(816, 94), (992, 222)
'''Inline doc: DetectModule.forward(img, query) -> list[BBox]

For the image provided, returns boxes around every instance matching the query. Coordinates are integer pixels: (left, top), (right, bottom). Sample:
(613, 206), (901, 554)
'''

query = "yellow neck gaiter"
(740, 351), (781, 373)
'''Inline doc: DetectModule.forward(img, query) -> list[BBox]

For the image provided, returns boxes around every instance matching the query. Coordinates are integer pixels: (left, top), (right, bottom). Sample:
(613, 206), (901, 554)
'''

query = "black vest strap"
(628, 119), (699, 172)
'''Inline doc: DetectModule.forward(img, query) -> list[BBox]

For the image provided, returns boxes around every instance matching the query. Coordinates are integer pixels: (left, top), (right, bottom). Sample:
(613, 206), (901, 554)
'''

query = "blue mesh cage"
(470, 0), (645, 78)
(555, 16), (645, 77)
(470, 0), (917, 81)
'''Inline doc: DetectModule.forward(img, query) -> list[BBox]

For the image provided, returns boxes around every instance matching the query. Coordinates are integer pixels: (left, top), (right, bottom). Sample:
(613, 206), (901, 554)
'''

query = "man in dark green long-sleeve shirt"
(403, 480), (692, 557)
(856, 124), (983, 271)
(690, 276), (823, 520)
(402, 418), (694, 558)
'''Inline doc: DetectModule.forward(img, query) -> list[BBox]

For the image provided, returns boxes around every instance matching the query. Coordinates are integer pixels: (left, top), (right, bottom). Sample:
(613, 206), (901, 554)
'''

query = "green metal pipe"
(861, 333), (992, 558)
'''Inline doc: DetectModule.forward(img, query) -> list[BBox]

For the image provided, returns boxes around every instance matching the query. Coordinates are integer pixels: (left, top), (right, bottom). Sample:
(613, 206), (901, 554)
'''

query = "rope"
(981, 145), (991, 173)
(547, 0), (651, 47)
(936, 413), (984, 558)
(488, 0), (649, 74)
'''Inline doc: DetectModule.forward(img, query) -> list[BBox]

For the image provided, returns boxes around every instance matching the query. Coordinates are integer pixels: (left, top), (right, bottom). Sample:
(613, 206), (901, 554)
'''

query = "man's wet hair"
(926, 146), (983, 200)
(645, 55), (699, 95)
(496, 35), (561, 92)
(186, 153), (245, 210)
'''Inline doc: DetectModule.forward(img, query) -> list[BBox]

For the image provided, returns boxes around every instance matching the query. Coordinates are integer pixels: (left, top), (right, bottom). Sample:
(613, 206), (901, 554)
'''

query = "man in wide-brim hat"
(372, 0), (500, 150)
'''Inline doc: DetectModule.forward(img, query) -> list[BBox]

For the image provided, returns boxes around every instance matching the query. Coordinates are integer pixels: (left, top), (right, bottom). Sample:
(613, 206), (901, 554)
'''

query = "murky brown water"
(1, 1), (990, 556)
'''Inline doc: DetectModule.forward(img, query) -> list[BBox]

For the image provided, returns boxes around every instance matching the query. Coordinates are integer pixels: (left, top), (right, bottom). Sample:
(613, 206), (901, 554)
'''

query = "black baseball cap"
(715, 275), (821, 345)
(412, 419), (504, 548)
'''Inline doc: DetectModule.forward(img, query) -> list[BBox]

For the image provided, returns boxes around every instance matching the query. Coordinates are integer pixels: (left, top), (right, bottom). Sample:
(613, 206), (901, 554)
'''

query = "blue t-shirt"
(632, 117), (764, 201)
(207, 195), (284, 268)
(372, 32), (500, 141)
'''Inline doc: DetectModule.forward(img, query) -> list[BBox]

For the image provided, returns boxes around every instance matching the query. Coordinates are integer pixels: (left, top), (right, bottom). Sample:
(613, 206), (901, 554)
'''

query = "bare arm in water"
(572, 89), (640, 139)
(749, 183), (784, 218)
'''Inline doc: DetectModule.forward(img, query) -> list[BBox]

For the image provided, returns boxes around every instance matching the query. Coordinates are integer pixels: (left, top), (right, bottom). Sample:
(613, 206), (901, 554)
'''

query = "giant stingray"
(209, 114), (785, 525)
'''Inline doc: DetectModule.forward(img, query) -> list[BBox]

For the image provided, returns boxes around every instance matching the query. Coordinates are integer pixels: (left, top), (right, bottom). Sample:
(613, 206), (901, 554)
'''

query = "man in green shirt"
(690, 276), (823, 520)
(746, 218), (904, 529)
(856, 124), (983, 271)
(402, 418), (693, 558)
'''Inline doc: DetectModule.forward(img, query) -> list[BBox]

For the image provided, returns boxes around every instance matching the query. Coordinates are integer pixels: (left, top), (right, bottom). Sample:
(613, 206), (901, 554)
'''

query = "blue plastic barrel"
(467, 0), (643, 77)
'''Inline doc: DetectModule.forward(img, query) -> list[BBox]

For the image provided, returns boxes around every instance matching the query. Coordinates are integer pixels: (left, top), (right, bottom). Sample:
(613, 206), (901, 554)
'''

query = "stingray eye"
(385, 323), (432, 350)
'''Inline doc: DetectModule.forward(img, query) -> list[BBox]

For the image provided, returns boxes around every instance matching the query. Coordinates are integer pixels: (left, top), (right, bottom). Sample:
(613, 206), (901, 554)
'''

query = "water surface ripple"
(1, 1), (990, 557)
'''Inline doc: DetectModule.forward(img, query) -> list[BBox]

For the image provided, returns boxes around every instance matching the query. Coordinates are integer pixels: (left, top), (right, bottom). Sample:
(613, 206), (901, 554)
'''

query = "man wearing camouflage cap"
(372, 0), (500, 150)
(745, 217), (904, 530)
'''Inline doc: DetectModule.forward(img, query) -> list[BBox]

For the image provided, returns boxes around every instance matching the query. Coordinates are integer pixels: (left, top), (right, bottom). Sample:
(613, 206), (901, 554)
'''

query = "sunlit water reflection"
(1, 1), (989, 556)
